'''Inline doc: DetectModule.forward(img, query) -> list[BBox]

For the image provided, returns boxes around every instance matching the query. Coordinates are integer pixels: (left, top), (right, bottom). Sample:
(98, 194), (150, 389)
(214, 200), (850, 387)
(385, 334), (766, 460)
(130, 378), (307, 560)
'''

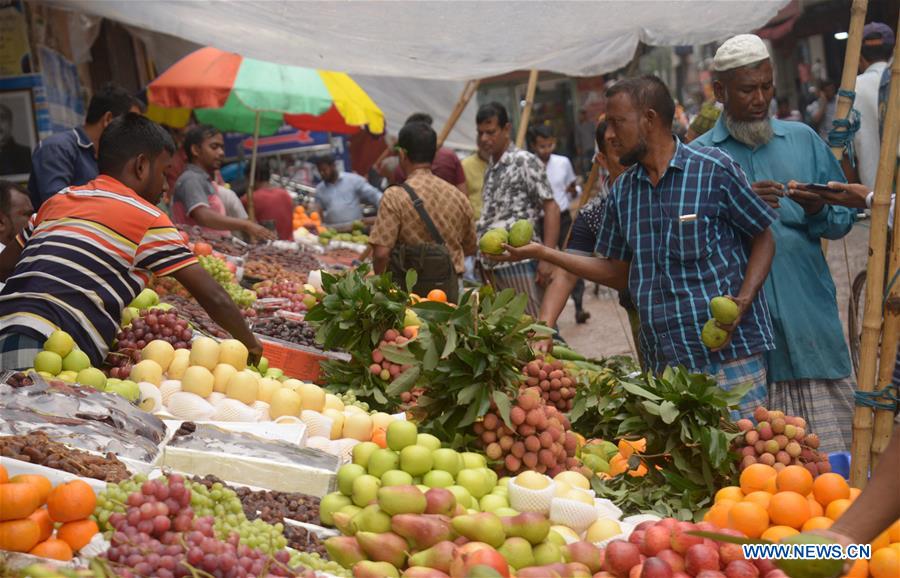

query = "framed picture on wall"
(0, 88), (37, 182)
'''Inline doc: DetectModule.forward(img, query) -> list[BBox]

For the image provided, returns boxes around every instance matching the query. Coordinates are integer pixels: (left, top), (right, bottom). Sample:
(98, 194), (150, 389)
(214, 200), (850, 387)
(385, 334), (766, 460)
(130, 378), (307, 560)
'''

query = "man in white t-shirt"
(0, 181), (34, 291)
(528, 125), (590, 323)
(852, 22), (894, 191)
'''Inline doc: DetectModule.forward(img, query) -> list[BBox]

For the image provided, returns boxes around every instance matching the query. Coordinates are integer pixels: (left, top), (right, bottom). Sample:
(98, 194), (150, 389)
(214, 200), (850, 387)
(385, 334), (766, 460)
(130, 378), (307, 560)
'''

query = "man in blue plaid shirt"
(492, 76), (777, 417)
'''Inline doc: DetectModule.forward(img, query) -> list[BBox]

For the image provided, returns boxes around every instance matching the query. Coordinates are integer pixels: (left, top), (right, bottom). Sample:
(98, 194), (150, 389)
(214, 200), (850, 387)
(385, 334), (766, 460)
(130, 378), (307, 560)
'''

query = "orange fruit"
(0, 463), (7, 483)
(769, 491), (811, 529)
(608, 454), (629, 476)
(706, 499), (737, 528)
(0, 518), (41, 552)
(744, 491), (773, 509)
(728, 501), (770, 538)
(761, 525), (799, 542)
(888, 519), (900, 542)
(9, 474), (52, 505)
(46, 480), (95, 523)
(849, 487), (862, 501)
(808, 494), (824, 517)
(0, 482), (41, 521)
(871, 529), (891, 552)
(27, 508), (53, 542)
(775, 465), (813, 495)
(371, 427), (387, 449)
(716, 486), (744, 504)
(740, 464), (778, 495)
(813, 473), (850, 507)
(29, 538), (73, 561)
(763, 476), (778, 494)
(57, 519), (99, 551)
(426, 289), (447, 303)
(801, 516), (833, 531)
(825, 498), (852, 521)
(844, 559), (868, 578)
(870, 546), (900, 578)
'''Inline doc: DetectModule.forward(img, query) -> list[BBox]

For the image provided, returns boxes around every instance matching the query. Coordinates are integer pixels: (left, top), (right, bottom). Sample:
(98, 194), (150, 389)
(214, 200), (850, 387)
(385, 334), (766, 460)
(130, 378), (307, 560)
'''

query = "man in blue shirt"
(28, 82), (138, 209)
(493, 75), (777, 417)
(694, 34), (856, 453)
(314, 154), (382, 230)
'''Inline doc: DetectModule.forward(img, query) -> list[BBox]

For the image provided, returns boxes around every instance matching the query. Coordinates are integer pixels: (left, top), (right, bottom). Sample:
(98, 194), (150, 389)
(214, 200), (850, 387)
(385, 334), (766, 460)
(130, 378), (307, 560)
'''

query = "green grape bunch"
(199, 255), (235, 286)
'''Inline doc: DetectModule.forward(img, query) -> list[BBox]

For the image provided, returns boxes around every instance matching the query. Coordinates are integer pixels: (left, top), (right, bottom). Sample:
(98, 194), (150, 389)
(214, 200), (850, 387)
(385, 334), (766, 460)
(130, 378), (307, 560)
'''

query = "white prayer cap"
(713, 34), (770, 72)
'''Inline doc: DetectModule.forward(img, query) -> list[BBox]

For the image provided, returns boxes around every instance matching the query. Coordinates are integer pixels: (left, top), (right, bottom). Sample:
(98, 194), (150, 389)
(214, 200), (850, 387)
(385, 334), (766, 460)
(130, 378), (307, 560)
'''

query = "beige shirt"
(369, 168), (477, 274)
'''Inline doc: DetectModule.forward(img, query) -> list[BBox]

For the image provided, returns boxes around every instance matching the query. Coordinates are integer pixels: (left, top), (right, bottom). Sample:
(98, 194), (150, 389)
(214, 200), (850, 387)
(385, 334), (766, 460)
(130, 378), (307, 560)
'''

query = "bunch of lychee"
(368, 328), (416, 382)
(474, 387), (588, 478)
(519, 357), (576, 412)
(733, 406), (831, 477)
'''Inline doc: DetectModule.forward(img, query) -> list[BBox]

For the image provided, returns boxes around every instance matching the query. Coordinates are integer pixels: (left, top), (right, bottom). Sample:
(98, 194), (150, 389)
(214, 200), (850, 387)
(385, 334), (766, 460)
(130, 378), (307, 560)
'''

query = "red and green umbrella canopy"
(147, 47), (384, 135)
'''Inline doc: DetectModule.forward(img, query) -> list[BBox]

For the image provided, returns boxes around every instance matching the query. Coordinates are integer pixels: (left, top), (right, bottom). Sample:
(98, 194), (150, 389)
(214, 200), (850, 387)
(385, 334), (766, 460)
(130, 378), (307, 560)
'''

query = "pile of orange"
(292, 206), (321, 231)
(705, 463), (900, 578)
(0, 464), (99, 561)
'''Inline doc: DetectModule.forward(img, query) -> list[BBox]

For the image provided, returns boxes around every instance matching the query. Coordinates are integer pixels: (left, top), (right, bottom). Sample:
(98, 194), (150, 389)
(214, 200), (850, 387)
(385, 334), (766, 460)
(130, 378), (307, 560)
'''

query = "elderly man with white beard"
(694, 34), (856, 454)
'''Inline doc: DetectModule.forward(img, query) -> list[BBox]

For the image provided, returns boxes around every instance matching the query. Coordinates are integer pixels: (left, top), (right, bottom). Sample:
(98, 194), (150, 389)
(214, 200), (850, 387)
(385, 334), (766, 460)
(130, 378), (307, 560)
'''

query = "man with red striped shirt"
(0, 114), (262, 369)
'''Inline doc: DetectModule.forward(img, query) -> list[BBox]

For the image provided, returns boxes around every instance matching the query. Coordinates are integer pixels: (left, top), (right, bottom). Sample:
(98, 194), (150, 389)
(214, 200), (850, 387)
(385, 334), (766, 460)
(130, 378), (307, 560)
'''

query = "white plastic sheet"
(49, 0), (789, 80)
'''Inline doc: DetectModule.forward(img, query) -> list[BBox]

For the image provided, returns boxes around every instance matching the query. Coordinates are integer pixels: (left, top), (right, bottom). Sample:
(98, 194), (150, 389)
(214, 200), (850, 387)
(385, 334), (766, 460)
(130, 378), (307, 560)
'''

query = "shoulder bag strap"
(400, 183), (445, 245)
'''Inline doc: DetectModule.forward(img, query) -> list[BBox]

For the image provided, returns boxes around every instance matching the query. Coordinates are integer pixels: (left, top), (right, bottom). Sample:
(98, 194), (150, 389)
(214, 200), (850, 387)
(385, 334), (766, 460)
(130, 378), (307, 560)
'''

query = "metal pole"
(247, 110), (261, 222)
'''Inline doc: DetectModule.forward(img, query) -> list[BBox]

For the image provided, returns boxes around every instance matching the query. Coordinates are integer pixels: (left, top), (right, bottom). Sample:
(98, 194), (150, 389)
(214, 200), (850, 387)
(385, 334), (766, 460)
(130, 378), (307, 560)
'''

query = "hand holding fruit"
(702, 295), (745, 352)
(486, 242), (544, 262)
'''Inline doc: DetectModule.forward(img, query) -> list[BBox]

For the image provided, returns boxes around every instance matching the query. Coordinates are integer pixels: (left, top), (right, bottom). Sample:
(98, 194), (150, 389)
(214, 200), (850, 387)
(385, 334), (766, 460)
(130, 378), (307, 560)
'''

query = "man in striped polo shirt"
(0, 114), (262, 369)
(492, 76), (777, 417)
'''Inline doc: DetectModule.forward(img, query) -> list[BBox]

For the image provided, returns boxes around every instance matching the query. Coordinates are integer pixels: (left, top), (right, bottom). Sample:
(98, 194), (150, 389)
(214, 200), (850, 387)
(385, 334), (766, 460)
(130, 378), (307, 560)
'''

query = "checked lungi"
(700, 353), (769, 421)
(768, 376), (855, 454)
(0, 332), (44, 371)
(481, 260), (544, 318)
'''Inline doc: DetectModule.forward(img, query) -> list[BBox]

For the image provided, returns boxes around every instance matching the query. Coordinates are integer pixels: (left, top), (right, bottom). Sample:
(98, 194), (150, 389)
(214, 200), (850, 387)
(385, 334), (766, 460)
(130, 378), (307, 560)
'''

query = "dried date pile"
(0, 431), (130, 482)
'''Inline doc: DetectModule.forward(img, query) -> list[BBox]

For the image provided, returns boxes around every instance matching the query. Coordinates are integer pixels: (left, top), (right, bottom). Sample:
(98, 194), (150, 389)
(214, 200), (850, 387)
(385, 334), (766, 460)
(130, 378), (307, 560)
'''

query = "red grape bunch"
(115, 310), (194, 356)
(475, 387), (587, 478)
(102, 474), (314, 578)
(520, 357), (577, 412)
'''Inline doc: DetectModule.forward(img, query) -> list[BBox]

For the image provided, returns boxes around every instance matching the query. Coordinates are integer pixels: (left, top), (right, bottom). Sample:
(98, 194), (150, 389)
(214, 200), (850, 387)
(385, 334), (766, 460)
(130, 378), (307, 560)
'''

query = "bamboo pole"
(246, 111), (261, 222)
(515, 70), (540, 148)
(868, 32), (900, 469)
(437, 79), (480, 149)
(849, 17), (897, 489)
(830, 0), (868, 161)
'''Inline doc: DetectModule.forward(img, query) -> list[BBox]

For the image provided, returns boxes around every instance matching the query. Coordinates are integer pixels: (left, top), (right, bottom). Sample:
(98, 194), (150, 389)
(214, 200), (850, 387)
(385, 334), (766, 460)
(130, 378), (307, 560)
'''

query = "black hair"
(85, 82), (136, 125)
(0, 180), (24, 216)
(183, 124), (221, 163)
(404, 112), (433, 127)
(250, 162), (271, 184)
(594, 119), (609, 154)
(97, 113), (175, 176)
(313, 153), (336, 166)
(862, 40), (893, 63)
(476, 102), (509, 127)
(397, 121), (437, 164)
(527, 124), (554, 147)
(605, 75), (676, 128)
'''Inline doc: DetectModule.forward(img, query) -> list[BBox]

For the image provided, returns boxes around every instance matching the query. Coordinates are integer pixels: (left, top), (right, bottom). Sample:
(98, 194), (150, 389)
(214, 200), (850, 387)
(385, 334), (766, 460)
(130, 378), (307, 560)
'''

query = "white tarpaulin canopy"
(49, 0), (789, 80)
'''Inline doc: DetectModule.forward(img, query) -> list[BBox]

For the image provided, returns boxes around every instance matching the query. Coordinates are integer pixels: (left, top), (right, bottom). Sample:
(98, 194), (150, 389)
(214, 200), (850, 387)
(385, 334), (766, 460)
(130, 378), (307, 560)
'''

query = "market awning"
(46, 0), (790, 80)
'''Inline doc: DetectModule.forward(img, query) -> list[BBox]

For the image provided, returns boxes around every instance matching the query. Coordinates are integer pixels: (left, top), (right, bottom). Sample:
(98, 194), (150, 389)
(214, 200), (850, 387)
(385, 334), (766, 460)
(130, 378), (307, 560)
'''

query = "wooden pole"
(247, 111), (261, 222)
(437, 79), (480, 149)
(830, 0), (868, 161)
(849, 13), (897, 488)
(868, 30), (900, 470)
(515, 70), (539, 148)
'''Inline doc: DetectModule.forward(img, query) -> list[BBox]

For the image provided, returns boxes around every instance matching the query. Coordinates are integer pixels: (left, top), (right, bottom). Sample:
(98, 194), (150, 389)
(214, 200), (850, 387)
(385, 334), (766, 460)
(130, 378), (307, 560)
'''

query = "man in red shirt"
(243, 165), (294, 240)
(393, 113), (467, 194)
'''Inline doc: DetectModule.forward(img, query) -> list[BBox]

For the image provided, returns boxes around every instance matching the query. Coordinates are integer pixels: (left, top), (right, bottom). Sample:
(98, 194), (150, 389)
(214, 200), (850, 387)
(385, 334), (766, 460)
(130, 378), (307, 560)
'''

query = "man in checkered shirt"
(492, 76), (777, 418)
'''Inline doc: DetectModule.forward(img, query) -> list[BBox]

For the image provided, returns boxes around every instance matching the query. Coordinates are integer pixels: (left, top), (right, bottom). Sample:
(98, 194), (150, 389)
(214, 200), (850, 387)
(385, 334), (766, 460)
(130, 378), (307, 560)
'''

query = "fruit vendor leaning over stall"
(693, 34), (856, 453)
(491, 76), (777, 418)
(0, 114), (263, 370)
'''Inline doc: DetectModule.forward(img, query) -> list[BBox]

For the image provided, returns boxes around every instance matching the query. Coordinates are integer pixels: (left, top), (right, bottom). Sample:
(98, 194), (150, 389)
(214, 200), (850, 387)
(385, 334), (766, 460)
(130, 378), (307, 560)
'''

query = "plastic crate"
(257, 335), (350, 382)
(828, 451), (851, 479)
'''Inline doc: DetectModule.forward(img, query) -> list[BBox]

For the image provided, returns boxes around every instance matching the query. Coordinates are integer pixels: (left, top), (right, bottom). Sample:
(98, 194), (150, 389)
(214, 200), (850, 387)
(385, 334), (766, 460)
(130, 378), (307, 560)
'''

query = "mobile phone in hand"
(798, 183), (834, 193)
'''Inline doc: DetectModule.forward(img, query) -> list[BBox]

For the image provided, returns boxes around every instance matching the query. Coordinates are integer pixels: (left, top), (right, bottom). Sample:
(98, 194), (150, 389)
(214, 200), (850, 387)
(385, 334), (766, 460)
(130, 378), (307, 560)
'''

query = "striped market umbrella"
(147, 47), (384, 217)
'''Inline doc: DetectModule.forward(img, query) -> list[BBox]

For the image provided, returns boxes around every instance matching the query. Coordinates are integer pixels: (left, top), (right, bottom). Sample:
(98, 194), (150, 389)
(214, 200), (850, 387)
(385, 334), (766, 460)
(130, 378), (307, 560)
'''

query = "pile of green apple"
(320, 421), (611, 577)
(31, 330), (139, 401)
